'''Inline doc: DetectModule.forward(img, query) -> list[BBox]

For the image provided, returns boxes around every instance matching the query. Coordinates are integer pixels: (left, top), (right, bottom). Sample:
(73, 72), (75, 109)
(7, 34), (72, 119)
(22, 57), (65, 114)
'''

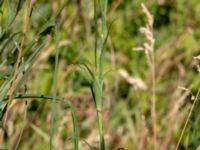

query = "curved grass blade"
(0, 43), (45, 103)
(78, 63), (94, 78)
(39, 21), (55, 36)
(99, 19), (115, 80)
(1, 95), (79, 150)
(14, 43), (45, 95)
(16, 0), (25, 15)
(0, 32), (21, 54)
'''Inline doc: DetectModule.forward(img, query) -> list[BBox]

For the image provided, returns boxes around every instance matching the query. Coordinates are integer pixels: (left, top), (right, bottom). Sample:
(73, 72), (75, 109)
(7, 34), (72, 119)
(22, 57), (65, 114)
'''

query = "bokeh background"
(0, 0), (200, 149)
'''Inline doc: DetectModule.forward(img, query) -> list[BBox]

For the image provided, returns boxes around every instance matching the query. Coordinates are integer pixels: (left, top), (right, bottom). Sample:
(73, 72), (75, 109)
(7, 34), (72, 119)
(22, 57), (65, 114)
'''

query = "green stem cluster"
(92, 0), (108, 149)
(2, 94), (79, 150)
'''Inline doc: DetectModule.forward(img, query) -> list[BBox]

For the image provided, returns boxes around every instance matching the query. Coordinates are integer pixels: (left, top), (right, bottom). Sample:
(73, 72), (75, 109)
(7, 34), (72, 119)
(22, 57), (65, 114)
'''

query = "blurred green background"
(0, 0), (200, 149)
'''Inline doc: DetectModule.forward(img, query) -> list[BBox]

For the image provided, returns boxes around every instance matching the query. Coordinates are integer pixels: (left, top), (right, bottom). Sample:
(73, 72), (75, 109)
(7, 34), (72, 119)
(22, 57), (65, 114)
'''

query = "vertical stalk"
(97, 110), (105, 150)
(67, 100), (79, 150)
(175, 88), (200, 150)
(94, 0), (98, 71)
(99, 0), (107, 80)
(4, 0), (34, 128)
(151, 51), (157, 150)
(92, 0), (107, 149)
(50, 23), (60, 150)
(93, 77), (105, 150)
(139, 4), (156, 149)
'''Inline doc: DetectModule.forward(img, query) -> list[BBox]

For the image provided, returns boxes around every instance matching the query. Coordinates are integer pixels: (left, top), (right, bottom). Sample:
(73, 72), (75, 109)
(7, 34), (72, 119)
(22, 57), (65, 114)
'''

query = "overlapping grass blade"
(2, 95), (79, 150)
(50, 23), (60, 150)
(0, 32), (20, 53)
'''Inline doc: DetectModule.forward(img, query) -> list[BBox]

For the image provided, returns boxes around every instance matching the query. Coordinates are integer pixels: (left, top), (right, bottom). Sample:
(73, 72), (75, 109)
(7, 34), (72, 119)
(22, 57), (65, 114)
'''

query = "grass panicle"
(133, 3), (157, 149)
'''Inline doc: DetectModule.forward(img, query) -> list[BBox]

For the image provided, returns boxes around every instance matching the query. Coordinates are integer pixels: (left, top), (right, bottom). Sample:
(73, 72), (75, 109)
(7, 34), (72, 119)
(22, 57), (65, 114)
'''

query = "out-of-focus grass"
(0, 0), (200, 150)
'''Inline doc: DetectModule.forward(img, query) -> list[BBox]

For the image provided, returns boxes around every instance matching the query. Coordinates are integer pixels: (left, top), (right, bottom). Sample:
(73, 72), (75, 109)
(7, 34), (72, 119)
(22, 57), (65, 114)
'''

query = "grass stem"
(175, 88), (200, 150)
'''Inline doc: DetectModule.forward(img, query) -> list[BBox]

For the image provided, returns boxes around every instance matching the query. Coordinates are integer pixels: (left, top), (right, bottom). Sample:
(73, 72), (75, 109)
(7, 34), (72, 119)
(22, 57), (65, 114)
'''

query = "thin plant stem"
(151, 51), (157, 150)
(85, 1), (108, 149)
(3, 0), (34, 128)
(91, 76), (105, 150)
(14, 101), (27, 150)
(50, 24), (61, 150)
(2, 94), (79, 150)
(175, 88), (200, 150)
(99, 0), (107, 80)
(97, 110), (105, 150)
(94, 0), (98, 71)
(137, 4), (157, 149)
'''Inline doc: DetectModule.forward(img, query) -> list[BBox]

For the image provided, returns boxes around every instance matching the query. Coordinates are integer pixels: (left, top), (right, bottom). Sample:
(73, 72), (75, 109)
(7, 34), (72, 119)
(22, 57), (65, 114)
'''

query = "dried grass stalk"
(133, 3), (157, 149)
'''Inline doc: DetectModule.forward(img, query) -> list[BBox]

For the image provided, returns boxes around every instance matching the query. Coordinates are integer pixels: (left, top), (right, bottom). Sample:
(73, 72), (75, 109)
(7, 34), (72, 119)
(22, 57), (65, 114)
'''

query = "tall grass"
(3, 0), (34, 128)
(0, 1), (79, 149)
(175, 56), (200, 149)
(134, 3), (157, 149)
(49, 23), (60, 150)
(1, 1), (200, 149)
(80, 0), (108, 149)
(2, 95), (79, 150)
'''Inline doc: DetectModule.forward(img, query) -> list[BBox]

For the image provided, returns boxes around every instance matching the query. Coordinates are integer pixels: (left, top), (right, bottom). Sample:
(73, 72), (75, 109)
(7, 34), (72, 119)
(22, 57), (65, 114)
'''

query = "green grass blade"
(65, 99), (79, 150)
(16, 0), (25, 15)
(99, 20), (114, 81)
(0, 32), (20, 54)
(50, 23), (60, 150)
(0, 42), (45, 103)
(1, 95), (79, 150)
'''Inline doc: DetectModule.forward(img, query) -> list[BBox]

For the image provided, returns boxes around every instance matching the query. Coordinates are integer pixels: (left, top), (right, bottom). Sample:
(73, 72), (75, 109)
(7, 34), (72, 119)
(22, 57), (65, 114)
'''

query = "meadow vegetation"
(0, 0), (200, 150)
